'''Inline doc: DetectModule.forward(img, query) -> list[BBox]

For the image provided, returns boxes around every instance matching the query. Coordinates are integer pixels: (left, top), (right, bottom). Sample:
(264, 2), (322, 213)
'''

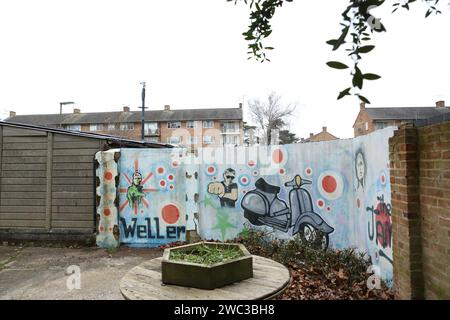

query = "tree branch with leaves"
(229, 0), (448, 103)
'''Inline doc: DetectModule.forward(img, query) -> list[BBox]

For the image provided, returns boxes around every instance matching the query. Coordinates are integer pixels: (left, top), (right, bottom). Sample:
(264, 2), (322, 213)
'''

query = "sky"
(0, 0), (449, 139)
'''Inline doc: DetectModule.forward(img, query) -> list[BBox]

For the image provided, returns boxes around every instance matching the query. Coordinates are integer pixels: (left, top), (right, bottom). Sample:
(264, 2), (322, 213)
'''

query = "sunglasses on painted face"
(226, 175), (235, 179)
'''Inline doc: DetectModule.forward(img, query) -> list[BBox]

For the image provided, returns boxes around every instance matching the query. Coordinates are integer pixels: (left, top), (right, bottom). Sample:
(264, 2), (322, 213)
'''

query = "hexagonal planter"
(161, 242), (253, 290)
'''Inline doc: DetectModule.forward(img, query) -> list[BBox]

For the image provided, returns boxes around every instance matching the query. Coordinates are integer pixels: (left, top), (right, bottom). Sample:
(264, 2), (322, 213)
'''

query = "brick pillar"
(389, 124), (424, 299)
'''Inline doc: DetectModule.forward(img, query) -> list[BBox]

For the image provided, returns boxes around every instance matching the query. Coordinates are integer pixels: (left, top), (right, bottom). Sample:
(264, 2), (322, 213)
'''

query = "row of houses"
(7, 104), (244, 149)
(4, 100), (450, 146)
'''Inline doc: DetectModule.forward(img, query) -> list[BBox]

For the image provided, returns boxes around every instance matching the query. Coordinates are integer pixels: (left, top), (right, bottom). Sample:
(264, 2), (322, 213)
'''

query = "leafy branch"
(227, 0), (293, 62)
(229, 0), (448, 103)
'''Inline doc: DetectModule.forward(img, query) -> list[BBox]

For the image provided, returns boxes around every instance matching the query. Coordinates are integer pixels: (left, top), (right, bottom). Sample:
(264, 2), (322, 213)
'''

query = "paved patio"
(0, 244), (162, 300)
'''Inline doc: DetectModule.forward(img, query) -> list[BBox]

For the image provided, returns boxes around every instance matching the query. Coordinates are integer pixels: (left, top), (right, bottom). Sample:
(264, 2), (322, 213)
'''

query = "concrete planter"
(161, 242), (253, 290)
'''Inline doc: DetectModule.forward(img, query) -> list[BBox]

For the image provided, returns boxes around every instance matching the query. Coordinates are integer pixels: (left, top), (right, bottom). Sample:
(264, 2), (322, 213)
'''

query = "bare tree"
(248, 92), (296, 145)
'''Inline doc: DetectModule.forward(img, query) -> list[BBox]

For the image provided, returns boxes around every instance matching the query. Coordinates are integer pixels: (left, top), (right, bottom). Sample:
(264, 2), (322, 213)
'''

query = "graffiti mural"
(207, 168), (239, 208)
(367, 194), (392, 264)
(118, 149), (186, 247)
(242, 175), (334, 249)
(185, 165), (200, 231)
(94, 127), (396, 281)
(95, 149), (119, 248)
(355, 149), (367, 190)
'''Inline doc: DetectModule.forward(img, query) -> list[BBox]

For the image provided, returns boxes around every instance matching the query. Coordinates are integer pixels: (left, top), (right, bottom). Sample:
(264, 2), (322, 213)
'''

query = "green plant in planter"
(169, 243), (244, 265)
(162, 242), (253, 290)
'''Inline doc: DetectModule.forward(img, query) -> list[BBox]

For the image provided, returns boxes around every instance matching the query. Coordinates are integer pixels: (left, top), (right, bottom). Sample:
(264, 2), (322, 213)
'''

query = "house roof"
(365, 107), (450, 121)
(301, 129), (339, 143)
(0, 121), (173, 148)
(5, 108), (243, 126)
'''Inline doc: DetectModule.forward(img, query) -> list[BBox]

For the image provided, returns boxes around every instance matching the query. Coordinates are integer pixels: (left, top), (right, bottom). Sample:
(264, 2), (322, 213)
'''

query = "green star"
(212, 211), (236, 241)
(200, 196), (218, 210)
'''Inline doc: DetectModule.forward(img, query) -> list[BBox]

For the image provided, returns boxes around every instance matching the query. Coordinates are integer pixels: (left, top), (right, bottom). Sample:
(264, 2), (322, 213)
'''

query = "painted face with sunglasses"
(207, 168), (238, 208)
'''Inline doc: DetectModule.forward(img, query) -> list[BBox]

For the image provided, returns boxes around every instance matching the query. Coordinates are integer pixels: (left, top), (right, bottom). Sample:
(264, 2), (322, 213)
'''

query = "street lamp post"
(59, 101), (75, 128)
(139, 82), (147, 140)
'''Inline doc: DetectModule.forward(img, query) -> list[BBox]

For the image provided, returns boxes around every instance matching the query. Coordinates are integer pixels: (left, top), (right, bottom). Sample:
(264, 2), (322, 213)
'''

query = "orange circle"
(272, 149), (283, 164)
(104, 171), (113, 180)
(322, 175), (337, 193)
(103, 208), (111, 216)
(162, 204), (180, 224)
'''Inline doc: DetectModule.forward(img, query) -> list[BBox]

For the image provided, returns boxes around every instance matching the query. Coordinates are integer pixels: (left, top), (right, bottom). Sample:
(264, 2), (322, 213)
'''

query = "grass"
(169, 244), (244, 265)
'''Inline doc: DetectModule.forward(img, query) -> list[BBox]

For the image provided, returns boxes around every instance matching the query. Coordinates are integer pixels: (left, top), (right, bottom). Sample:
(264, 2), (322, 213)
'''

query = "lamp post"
(59, 101), (74, 128)
(139, 82), (147, 140)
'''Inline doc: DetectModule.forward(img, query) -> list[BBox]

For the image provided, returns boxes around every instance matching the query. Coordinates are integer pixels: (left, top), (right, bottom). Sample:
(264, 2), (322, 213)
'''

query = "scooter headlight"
(295, 175), (301, 187)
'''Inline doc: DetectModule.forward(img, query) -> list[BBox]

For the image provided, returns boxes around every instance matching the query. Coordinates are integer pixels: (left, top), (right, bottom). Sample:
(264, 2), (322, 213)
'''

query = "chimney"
(73, 108), (80, 114)
(123, 106), (130, 112)
(9, 111), (16, 117)
(436, 100), (445, 108)
(164, 105), (171, 111)
(322, 126), (327, 132)
(309, 133), (314, 138)
(360, 102), (366, 111)
(239, 103), (242, 109)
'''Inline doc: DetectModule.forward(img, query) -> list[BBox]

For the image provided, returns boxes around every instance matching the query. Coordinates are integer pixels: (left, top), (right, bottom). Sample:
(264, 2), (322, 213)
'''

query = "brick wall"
(354, 109), (375, 137)
(389, 121), (450, 300)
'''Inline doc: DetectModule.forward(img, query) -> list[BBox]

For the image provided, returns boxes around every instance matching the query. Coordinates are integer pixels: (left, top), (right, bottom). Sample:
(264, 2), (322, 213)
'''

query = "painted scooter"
(241, 175), (334, 249)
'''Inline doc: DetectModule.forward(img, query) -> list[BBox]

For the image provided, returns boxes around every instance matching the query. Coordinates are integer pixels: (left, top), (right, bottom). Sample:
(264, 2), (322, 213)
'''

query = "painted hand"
(207, 182), (225, 198)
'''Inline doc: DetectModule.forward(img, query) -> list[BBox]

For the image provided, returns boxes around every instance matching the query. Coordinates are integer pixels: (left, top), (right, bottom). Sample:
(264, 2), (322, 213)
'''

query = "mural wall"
(95, 128), (395, 281)
(95, 149), (119, 248)
(117, 148), (187, 247)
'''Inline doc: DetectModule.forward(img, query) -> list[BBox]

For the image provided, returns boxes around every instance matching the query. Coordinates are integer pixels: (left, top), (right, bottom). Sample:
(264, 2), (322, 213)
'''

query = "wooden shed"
(0, 121), (170, 243)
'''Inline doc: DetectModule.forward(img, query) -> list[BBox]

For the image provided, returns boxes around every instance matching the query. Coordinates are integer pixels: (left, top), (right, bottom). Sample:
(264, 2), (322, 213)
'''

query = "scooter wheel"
(244, 210), (264, 226)
(298, 223), (329, 251)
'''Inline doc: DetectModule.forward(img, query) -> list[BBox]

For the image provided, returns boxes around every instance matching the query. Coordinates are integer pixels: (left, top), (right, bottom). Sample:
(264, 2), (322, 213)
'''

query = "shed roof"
(0, 121), (173, 148)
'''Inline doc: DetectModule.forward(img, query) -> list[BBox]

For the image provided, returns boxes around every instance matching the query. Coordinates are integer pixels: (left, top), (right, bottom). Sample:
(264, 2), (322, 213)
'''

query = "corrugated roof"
(5, 108), (243, 126)
(365, 107), (450, 120)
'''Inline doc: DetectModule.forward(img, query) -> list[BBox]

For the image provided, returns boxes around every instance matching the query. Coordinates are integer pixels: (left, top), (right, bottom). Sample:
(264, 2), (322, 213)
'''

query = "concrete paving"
(0, 244), (162, 300)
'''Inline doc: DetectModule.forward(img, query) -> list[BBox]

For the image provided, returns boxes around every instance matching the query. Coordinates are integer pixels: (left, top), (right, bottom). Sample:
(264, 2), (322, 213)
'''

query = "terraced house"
(5, 104), (244, 148)
(353, 100), (450, 137)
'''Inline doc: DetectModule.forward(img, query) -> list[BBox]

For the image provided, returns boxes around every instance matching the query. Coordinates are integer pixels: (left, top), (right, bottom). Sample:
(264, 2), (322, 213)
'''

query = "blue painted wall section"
(118, 148), (187, 247)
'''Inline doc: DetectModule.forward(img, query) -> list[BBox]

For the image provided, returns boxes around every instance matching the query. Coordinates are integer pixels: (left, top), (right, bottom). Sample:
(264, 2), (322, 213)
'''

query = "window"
(222, 121), (237, 132)
(89, 123), (103, 131)
(203, 135), (215, 144)
(374, 122), (389, 130)
(186, 121), (196, 128)
(364, 122), (369, 131)
(65, 124), (81, 131)
(144, 122), (158, 135)
(120, 123), (134, 130)
(167, 136), (182, 144)
(107, 123), (116, 131)
(224, 135), (238, 145)
(187, 136), (198, 144)
(167, 122), (181, 129)
(203, 120), (214, 128)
